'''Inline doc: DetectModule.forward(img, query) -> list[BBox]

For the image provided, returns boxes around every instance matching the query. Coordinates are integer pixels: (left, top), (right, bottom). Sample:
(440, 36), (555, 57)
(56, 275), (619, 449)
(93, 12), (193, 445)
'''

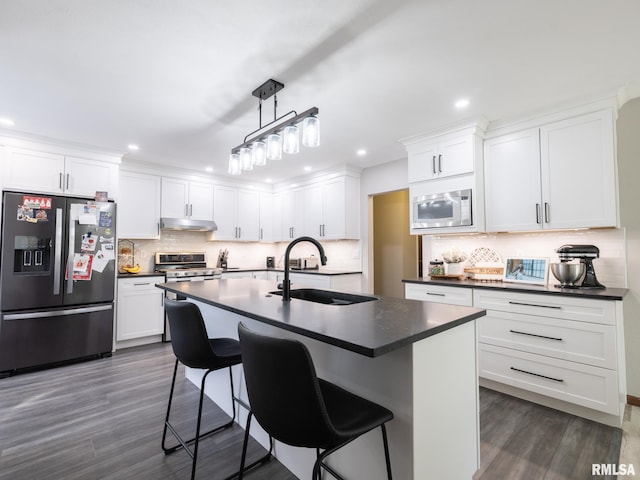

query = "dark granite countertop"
(156, 278), (485, 358)
(221, 267), (362, 276)
(402, 277), (627, 301)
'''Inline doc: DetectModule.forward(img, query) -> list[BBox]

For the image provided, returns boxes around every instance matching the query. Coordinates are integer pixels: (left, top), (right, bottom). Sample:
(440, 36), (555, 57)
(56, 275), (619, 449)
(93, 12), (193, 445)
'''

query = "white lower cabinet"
(474, 289), (624, 421)
(404, 283), (473, 306)
(116, 276), (165, 341)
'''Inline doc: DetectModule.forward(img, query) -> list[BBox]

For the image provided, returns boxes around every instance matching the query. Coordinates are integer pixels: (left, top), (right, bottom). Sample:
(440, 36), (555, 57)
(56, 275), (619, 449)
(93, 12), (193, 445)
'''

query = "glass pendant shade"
(266, 133), (282, 160)
(252, 141), (267, 166)
(228, 153), (241, 175)
(240, 147), (253, 170)
(302, 115), (320, 147)
(282, 125), (299, 154)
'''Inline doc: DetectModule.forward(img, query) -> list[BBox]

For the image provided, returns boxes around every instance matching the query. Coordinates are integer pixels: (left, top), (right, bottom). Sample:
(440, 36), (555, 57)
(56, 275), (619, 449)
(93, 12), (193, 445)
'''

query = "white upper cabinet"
(161, 177), (214, 221)
(281, 187), (305, 240)
(303, 176), (359, 240)
(211, 185), (259, 241)
(484, 129), (542, 231)
(540, 110), (616, 229)
(259, 192), (281, 242)
(2, 146), (119, 199)
(484, 108), (617, 232)
(118, 171), (161, 238)
(407, 134), (475, 182)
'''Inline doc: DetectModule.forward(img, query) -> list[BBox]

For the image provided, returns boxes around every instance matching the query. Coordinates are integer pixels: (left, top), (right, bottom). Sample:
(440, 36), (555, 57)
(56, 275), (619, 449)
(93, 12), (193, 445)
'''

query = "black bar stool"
(162, 299), (271, 480)
(237, 322), (394, 480)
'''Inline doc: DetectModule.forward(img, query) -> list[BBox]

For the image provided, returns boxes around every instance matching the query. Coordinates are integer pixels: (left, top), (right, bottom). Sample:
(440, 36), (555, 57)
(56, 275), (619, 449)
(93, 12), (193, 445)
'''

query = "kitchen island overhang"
(155, 278), (486, 480)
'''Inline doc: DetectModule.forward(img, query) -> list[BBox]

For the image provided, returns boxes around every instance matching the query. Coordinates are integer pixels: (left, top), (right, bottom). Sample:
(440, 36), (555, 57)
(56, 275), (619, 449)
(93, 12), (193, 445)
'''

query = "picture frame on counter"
(503, 257), (549, 285)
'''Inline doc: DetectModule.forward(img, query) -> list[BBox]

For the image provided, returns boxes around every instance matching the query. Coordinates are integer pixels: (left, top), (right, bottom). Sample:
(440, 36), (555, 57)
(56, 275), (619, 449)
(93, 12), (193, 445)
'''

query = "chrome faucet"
(282, 236), (327, 301)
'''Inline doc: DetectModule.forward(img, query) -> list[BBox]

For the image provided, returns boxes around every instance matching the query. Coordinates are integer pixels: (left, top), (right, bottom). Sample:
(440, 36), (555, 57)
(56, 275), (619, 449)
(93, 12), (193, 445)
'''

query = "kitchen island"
(156, 279), (486, 479)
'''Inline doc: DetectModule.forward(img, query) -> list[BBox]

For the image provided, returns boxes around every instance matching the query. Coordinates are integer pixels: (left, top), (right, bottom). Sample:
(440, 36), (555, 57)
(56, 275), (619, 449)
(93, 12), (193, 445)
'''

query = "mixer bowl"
(550, 263), (585, 286)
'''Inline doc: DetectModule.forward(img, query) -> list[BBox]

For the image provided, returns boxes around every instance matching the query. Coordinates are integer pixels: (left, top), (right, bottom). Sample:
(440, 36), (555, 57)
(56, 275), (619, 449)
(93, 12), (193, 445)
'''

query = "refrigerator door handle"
(2, 304), (113, 320)
(53, 208), (63, 295)
(67, 214), (75, 294)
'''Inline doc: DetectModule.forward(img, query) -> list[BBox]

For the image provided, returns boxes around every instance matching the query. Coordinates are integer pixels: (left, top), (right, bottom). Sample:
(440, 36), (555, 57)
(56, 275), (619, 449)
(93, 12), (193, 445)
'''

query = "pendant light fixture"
(229, 79), (319, 175)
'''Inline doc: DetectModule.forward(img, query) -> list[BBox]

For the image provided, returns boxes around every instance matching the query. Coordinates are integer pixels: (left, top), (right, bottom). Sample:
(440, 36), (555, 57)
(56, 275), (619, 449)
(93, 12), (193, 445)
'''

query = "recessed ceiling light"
(265, 178), (273, 183)
(356, 149), (367, 156)
(205, 166), (213, 173)
(127, 144), (139, 151)
(0, 118), (15, 126)
(454, 98), (470, 109)
(304, 166), (312, 172)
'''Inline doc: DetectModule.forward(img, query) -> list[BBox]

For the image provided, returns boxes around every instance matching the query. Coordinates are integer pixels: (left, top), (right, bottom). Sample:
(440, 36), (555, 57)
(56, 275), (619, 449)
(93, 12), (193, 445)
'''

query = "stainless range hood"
(160, 217), (218, 232)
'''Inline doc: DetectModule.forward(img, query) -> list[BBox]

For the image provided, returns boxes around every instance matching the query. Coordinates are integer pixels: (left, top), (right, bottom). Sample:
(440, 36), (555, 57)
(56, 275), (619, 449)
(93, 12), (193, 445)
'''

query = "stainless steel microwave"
(411, 188), (472, 229)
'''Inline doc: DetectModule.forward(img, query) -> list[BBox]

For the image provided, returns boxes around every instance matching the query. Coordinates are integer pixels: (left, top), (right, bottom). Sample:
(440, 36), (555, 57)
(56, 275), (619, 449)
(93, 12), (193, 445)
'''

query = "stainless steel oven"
(154, 252), (221, 341)
(411, 188), (472, 229)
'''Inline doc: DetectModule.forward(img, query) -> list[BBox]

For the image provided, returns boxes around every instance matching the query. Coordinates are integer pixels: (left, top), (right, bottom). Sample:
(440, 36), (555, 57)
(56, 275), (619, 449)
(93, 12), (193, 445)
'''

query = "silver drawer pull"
(133, 282), (151, 286)
(509, 329), (563, 342)
(510, 366), (563, 383)
(508, 301), (561, 310)
(426, 292), (446, 296)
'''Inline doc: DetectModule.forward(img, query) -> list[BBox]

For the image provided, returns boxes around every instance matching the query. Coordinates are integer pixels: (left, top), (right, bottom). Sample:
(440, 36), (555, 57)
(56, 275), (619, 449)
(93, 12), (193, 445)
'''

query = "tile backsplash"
(122, 231), (362, 272)
(423, 228), (627, 288)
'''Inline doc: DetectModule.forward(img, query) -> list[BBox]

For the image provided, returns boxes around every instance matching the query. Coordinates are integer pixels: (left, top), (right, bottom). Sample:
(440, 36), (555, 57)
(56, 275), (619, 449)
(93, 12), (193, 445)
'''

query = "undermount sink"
(269, 288), (378, 305)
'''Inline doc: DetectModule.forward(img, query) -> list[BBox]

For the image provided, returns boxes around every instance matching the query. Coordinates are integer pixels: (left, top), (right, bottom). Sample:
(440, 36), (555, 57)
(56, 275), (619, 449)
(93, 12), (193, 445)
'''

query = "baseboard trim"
(628, 395), (640, 407)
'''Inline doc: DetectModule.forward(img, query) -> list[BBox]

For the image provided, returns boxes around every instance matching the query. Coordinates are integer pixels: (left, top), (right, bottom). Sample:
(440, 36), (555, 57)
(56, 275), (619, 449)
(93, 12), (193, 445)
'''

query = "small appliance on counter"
(289, 257), (319, 270)
(551, 244), (605, 289)
(266, 256), (275, 268)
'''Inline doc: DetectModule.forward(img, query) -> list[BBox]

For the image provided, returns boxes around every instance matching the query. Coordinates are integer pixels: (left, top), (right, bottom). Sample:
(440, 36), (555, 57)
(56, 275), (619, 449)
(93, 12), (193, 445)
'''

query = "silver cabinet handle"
(426, 292), (446, 296)
(508, 301), (561, 310)
(185, 204), (189, 217)
(535, 203), (541, 224)
(133, 282), (151, 286)
(544, 202), (550, 223)
(432, 155), (437, 175)
(189, 204), (193, 217)
(509, 329), (563, 342)
(66, 173), (70, 190)
(59, 172), (64, 190)
(438, 154), (442, 173)
(260, 228), (263, 240)
(510, 366), (563, 383)
(238, 226), (241, 238)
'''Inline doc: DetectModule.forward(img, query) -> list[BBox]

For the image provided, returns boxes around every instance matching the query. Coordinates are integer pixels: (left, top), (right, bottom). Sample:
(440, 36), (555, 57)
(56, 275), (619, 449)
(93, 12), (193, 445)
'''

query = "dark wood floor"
(0, 343), (621, 480)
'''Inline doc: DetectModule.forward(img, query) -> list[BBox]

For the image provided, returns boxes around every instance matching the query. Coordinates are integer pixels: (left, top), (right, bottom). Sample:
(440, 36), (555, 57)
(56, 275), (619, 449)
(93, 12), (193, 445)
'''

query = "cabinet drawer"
(478, 311), (616, 369)
(479, 343), (618, 415)
(473, 289), (615, 325)
(118, 276), (164, 291)
(405, 283), (473, 307)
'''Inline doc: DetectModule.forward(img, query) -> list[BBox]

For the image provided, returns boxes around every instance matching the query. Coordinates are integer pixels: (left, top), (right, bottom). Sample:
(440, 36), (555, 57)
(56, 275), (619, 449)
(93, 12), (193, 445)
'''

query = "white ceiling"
(2, 0), (640, 184)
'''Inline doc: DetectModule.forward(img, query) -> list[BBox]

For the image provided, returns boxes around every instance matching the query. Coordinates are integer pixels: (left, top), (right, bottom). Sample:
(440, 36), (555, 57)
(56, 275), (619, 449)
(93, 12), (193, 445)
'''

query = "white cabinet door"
(237, 189), (259, 241)
(116, 277), (165, 341)
(65, 156), (119, 199)
(188, 181), (214, 221)
(322, 177), (347, 239)
(303, 183), (324, 238)
(541, 109), (617, 229)
(484, 129), (542, 232)
(118, 171), (161, 238)
(213, 186), (238, 240)
(259, 192), (280, 242)
(3, 148), (65, 193)
(407, 141), (439, 182)
(281, 188), (304, 240)
(161, 178), (189, 218)
(437, 135), (474, 178)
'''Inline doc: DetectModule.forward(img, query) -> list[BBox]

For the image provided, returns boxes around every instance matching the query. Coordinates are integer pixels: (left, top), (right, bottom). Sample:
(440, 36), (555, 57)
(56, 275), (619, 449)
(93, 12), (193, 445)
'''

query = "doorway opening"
(372, 189), (420, 298)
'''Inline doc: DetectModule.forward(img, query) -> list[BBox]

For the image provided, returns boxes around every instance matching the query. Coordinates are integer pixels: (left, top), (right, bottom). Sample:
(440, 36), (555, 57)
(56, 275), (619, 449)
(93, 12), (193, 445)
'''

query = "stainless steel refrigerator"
(0, 191), (117, 375)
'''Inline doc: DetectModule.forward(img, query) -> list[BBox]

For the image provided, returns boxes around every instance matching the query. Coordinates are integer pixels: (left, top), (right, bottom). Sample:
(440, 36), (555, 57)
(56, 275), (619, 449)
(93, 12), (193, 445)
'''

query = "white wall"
(617, 97), (640, 398)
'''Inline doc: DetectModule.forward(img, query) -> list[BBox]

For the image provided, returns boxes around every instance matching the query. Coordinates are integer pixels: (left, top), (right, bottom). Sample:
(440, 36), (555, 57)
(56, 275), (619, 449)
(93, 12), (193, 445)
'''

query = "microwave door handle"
(53, 208), (63, 295)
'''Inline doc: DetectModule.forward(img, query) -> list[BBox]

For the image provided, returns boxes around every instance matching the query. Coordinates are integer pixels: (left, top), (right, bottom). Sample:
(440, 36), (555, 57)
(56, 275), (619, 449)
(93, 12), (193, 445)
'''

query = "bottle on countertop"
(429, 259), (445, 276)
